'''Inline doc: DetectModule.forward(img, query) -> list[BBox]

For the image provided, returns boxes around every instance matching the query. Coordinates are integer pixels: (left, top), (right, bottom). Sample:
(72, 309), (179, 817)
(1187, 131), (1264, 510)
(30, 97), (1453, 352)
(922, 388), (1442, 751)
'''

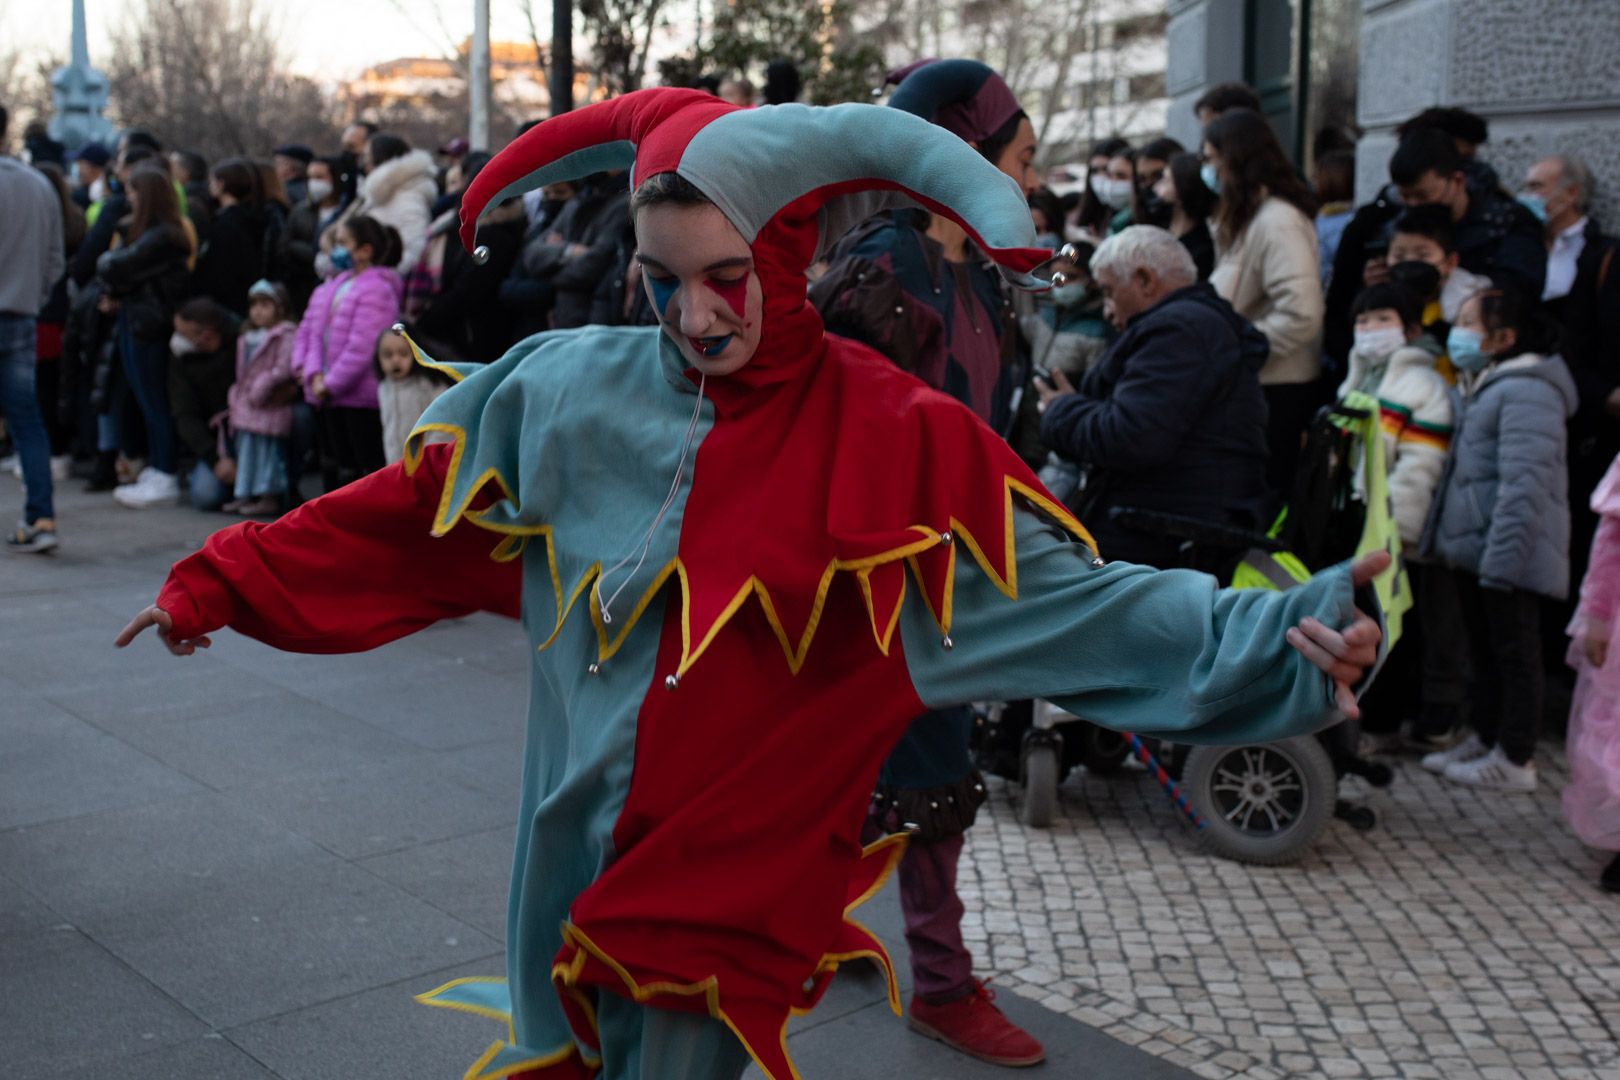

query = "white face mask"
(306, 178), (334, 204)
(1090, 175), (1132, 211)
(169, 331), (201, 356)
(1352, 326), (1407, 361)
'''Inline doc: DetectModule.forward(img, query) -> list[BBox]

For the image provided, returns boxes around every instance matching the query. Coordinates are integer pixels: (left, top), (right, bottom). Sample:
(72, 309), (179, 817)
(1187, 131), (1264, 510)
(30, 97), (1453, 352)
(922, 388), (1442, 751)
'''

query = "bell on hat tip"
(391, 322), (406, 334)
(472, 245), (491, 265)
(1059, 243), (1081, 262)
(1051, 272), (1069, 288)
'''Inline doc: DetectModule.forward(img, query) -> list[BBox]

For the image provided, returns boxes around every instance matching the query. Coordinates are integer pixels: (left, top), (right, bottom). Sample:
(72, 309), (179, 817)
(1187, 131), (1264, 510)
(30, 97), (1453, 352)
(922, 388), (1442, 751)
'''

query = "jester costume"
(154, 91), (1371, 1079)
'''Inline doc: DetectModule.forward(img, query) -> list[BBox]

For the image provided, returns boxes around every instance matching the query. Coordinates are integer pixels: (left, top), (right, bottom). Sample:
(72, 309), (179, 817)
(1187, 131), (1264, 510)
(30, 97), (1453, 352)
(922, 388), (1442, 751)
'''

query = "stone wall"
(1356, 0), (1620, 226)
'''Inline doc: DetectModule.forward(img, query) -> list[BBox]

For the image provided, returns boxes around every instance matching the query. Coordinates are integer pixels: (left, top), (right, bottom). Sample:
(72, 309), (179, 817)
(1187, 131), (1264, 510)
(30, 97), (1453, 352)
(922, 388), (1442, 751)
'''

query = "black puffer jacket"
(96, 222), (194, 344)
(1039, 282), (1271, 529)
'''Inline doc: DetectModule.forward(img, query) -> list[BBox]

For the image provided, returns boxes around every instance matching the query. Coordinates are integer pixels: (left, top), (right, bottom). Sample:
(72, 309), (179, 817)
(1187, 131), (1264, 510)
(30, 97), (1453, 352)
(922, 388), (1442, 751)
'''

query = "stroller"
(975, 400), (1408, 865)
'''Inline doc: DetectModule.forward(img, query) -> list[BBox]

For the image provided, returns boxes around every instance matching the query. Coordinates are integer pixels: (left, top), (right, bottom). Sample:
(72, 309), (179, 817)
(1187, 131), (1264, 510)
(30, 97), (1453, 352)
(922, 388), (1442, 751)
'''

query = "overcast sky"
(3, 0), (565, 82)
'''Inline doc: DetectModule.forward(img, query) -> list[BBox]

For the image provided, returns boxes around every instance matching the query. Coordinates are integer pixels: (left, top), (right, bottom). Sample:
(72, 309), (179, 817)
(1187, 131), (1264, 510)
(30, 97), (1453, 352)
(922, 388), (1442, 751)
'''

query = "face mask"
(169, 331), (199, 356)
(1352, 326), (1407, 361)
(1446, 326), (1490, 372)
(306, 178), (334, 204)
(1200, 163), (1221, 195)
(1049, 282), (1091, 306)
(1093, 177), (1132, 211)
(1388, 260), (1442, 301)
(1516, 192), (1547, 223)
(1138, 192), (1173, 226)
(329, 245), (355, 272)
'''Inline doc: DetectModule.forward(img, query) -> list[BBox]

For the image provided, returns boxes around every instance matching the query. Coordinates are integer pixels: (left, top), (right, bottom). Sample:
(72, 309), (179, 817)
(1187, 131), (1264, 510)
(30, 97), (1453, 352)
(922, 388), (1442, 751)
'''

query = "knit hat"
(74, 141), (112, 167)
(884, 58), (1023, 146)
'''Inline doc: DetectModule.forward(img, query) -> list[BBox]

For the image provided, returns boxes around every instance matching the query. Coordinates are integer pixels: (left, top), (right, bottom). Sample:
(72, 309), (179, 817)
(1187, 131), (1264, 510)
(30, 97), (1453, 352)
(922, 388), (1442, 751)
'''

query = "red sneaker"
(907, 979), (1046, 1067)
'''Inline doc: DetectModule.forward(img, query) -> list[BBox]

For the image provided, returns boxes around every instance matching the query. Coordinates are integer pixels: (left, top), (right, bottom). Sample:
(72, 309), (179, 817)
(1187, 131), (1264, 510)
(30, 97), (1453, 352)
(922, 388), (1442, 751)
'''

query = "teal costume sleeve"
(900, 510), (1356, 744)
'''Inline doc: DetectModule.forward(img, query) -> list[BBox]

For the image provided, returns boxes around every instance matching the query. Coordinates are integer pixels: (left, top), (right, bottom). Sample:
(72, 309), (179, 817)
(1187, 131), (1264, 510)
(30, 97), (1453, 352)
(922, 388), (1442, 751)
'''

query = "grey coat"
(1422, 353), (1578, 599)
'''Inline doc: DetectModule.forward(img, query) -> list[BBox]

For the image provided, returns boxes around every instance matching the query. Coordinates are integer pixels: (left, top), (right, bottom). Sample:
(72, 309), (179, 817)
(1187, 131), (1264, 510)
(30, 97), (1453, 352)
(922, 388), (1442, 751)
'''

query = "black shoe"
(84, 449), (117, 492)
(1602, 853), (1620, 894)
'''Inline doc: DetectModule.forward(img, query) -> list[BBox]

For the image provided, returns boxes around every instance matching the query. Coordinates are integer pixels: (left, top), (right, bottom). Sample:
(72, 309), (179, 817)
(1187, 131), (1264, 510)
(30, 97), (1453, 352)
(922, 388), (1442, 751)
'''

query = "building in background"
(1167, 0), (1620, 222)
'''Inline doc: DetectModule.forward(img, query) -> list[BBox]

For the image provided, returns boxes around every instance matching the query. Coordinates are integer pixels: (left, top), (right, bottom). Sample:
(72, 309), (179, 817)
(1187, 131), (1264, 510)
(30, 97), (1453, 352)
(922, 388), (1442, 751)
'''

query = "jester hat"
(458, 88), (1053, 385)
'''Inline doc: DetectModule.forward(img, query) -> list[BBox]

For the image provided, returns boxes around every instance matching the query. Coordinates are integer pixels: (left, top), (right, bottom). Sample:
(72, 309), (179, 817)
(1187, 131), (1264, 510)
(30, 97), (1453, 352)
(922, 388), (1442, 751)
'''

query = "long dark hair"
(36, 161), (86, 250)
(211, 157), (260, 204)
(1203, 108), (1318, 247)
(1165, 152), (1217, 222)
(342, 212), (403, 268)
(125, 165), (192, 254)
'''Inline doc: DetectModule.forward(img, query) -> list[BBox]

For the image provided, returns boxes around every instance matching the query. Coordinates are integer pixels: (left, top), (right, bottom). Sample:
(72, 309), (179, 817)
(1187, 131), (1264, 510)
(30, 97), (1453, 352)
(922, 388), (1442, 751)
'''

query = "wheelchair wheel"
(1019, 739), (1060, 828)
(1183, 737), (1336, 865)
(1076, 723), (1131, 775)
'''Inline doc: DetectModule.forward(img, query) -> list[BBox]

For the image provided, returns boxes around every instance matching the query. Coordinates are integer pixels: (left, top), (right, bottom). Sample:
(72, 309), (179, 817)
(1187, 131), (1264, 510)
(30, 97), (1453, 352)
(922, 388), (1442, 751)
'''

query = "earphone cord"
(596, 373), (708, 625)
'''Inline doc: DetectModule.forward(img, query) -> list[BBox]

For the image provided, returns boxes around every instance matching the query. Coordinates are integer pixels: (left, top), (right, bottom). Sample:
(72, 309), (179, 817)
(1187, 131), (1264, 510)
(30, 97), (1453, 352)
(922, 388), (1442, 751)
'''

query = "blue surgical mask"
(329, 244), (355, 272)
(1049, 282), (1090, 307)
(1446, 326), (1490, 373)
(1200, 163), (1220, 195)
(1516, 192), (1547, 223)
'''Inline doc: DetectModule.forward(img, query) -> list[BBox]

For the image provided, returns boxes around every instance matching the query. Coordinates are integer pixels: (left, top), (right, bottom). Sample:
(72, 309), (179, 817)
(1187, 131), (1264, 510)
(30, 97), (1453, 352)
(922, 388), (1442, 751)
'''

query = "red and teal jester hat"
(410, 87), (1096, 1078)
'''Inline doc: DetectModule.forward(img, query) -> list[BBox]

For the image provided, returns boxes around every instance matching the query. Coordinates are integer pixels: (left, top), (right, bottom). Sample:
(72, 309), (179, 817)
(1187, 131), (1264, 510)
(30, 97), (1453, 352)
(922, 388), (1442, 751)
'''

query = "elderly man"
(1521, 154), (1620, 619)
(1036, 225), (1271, 569)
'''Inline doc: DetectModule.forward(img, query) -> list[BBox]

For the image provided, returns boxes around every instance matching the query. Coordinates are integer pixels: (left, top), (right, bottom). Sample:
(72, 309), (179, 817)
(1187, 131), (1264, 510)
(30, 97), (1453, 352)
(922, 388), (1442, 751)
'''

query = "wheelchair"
(975, 403), (1399, 865)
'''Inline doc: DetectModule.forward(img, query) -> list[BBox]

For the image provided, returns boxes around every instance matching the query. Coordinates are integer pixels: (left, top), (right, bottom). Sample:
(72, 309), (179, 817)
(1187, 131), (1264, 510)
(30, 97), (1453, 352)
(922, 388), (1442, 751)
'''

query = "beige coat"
(1211, 196), (1324, 386)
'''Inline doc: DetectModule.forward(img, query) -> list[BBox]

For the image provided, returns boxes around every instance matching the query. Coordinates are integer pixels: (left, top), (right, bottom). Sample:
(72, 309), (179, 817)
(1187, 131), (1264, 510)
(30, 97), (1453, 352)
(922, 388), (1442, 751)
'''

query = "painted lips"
(689, 334), (734, 358)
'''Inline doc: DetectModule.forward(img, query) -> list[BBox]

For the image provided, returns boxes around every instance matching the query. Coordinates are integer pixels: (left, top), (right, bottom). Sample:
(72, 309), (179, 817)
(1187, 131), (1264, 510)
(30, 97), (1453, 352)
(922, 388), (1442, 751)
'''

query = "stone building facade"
(1167, 0), (1620, 226)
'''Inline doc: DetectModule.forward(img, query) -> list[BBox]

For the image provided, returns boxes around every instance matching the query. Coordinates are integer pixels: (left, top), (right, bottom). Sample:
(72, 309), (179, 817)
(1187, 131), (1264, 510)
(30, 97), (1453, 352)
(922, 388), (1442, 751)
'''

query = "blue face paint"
(697, 334), (733, 357)
(647, 275), (679, 319)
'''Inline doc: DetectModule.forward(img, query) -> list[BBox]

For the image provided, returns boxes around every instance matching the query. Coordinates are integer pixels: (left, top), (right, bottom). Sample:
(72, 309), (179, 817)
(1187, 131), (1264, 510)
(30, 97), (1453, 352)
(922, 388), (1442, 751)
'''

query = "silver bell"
(391, 322), (406, 334)
(664, 674), (679, 691)
(587, 662), (601, 676)
(1090, 556), (1106, 569)
(1059, 242), (1081, 262)
(472, 245), (491, 265)
(1051, 271), (1069, 287)
(939, 531), (953, 546)
(941, 634), (954, 650)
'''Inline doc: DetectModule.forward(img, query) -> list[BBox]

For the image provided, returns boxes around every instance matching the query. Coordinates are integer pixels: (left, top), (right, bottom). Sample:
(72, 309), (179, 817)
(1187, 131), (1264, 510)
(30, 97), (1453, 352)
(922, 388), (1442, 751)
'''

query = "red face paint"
(703, 276), (750, 322)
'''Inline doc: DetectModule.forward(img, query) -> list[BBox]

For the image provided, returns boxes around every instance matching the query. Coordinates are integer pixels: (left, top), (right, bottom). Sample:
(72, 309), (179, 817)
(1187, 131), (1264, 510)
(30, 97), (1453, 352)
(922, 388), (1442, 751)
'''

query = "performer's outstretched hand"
(1284, 550), (1390, 719)
(116, 605), (212, 656)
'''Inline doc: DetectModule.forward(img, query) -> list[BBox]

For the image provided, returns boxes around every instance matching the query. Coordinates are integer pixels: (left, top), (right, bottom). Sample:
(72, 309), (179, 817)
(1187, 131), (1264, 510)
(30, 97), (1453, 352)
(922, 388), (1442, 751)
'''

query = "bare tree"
(578, 0), (669, 95)
(106, 0), (336, 161)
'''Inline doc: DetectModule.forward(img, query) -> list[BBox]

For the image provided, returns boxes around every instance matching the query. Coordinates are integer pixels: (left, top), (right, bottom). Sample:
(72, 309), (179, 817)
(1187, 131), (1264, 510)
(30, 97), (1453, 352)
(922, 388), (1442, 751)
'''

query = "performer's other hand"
(1034, 367), (1074, 412)
(116, 605), (211, 656)
(1284, 550), (1390, 719)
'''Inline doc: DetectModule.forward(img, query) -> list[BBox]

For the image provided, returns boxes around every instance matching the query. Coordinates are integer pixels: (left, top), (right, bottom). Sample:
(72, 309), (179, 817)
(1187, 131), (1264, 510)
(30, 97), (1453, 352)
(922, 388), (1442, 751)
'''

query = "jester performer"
(119, 89), (1386, 1080)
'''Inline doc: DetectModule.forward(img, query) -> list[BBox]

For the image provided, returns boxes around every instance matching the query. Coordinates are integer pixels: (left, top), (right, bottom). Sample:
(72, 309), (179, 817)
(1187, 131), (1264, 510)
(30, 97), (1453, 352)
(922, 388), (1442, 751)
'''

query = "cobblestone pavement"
(958, 750), (1620, 1079)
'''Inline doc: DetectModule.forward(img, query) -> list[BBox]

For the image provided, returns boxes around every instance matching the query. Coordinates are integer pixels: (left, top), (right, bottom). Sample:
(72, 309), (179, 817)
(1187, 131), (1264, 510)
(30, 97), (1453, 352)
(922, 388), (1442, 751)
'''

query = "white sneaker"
(1421, 733), (1487, 774)
(112, 468), (181, 508)
(50, 455), (71, 481)
(1443, 745), (1537, 792)
(1, 453), (18, 478)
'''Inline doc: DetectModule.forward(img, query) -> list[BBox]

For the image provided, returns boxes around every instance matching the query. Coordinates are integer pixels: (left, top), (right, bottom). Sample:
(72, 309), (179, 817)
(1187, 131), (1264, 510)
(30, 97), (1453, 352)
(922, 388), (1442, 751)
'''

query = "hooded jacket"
(1040, 282), (1271, 530)
(229, 321), (298, 438)
(1424, 353), (1578, 598)
(1340, 341), (1454, 546)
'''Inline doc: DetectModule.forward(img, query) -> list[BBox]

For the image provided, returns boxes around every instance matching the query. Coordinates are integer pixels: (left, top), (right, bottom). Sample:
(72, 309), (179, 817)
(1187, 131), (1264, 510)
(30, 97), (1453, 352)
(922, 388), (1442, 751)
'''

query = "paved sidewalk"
(962, 752), (1620, 1079)
(0, 479), (1184, 1079)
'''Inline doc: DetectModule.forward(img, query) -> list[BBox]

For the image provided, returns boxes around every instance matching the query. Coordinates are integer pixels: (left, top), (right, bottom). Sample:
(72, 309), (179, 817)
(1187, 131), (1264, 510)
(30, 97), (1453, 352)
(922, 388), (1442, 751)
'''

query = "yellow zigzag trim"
(548, 835), (910, 1080)
(404, 406), (1097, 677)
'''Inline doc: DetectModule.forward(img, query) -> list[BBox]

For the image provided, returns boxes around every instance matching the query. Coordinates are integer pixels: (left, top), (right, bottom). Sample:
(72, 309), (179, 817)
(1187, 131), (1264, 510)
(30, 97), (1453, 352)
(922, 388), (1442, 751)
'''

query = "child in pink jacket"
(224, 281), (298, 515)
(293, 213), (405, 489)
(1564, 451), (1620, 894)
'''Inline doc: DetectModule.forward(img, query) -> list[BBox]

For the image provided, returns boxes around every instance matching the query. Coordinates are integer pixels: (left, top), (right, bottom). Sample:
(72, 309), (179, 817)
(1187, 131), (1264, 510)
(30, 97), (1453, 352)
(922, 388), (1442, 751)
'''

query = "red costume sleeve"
(156, 442), (521, 652)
